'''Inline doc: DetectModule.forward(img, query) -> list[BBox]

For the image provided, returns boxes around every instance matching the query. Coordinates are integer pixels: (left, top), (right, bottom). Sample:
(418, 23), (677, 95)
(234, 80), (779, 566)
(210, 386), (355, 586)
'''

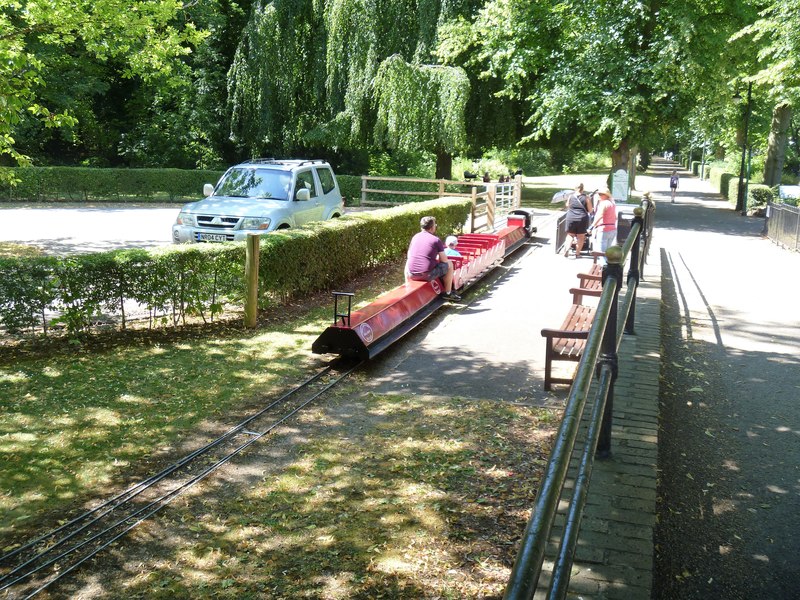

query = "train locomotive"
(312, 210), (536, 360)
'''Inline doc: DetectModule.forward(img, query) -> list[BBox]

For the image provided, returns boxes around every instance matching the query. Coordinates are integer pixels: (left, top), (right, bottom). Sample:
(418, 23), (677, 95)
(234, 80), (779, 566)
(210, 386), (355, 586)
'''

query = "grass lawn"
(520, 173), (612, 210)
(0, 260), (559, 598)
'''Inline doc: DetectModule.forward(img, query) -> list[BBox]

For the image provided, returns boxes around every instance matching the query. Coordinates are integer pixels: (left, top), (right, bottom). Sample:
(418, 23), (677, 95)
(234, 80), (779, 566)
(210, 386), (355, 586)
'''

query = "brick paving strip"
(536, 246), (661, 600)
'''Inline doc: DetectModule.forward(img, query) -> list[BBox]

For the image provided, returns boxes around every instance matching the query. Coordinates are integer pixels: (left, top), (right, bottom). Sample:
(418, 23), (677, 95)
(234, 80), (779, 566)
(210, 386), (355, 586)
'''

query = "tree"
(373, 55), (469, 178)
(443, 0), (757, 180)
(734, 0), (800, 186)
(228, 0), (480, 175)
(0, 0), (207, 179)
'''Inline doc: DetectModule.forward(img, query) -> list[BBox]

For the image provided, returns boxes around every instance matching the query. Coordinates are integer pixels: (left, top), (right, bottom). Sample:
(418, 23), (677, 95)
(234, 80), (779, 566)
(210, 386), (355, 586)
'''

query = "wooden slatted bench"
(571, 259), (604, 303)
(541, 302), (596, 391)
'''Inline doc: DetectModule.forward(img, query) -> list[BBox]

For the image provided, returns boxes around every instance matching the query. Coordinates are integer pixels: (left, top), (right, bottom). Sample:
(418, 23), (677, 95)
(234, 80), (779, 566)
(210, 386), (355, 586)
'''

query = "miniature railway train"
(312, 210), (536, 360)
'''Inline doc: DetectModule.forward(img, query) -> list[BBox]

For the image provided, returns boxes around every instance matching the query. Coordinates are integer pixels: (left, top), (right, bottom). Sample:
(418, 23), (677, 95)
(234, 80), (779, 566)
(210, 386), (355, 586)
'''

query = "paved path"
(366, 157), (800, 599)
(650, 159), (800, 599)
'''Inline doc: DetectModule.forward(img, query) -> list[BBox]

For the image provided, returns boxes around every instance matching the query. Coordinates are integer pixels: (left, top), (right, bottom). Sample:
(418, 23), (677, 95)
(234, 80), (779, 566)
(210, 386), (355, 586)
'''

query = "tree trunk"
(435, 150), (453, 180)
(764, 102), (792, 187)
(628, 144), (638, 190)
(610, 138), (632, 198)
(610, 138), (631, 173)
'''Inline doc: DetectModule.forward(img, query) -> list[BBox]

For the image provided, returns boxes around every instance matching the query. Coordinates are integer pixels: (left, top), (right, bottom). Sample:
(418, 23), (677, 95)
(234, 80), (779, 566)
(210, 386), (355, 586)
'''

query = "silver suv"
(172, 159), (344, 243)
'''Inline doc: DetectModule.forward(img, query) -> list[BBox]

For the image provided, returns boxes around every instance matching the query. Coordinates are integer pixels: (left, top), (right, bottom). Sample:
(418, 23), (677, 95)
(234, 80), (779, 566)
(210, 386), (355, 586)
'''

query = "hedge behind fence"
(0, 198), (471, 339)
(0, 167), (225, 202)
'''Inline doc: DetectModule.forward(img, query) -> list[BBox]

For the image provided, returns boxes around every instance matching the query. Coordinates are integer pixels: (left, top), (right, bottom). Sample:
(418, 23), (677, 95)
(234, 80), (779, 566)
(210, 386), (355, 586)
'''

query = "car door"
(315, 166), (342, 216)
(292, 169), (324, 226)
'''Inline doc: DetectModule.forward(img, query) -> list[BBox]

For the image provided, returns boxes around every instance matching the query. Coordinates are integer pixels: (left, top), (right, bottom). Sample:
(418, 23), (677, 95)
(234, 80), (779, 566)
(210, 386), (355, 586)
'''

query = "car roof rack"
(238, 158), (329, 168)
(245, 158), (279, 165)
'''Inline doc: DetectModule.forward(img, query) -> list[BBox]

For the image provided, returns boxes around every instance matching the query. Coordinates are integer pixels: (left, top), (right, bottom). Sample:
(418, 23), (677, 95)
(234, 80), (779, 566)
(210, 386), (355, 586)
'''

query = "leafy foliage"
(0, 0), (208, 178)
(374, 55), (469, 156)
(0, 167), (224, 202)
(0, 199), (470, 339)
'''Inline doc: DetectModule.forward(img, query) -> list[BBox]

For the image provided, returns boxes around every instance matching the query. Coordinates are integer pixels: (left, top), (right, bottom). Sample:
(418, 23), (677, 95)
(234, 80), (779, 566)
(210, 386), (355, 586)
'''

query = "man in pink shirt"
(405, 216), (461, 301)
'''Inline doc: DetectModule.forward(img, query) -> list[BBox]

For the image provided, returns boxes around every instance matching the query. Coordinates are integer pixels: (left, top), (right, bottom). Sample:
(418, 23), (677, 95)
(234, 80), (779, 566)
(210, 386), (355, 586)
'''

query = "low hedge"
(709, 167), (736, 199)
(0, 198), (471, 339)
(337, 174), (362, 206)
(748, 184), (773, 208)
(0, 167), (224, 202)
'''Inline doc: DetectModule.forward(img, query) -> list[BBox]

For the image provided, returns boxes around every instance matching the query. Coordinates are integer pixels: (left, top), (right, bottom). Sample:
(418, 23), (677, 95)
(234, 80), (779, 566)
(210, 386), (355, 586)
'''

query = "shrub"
(0, 199), (471, 339)
(709, 167), (736, 200)
(0, 167), (224, 202)
(337, 174), (362, 206)
(747, 184), (773, 208)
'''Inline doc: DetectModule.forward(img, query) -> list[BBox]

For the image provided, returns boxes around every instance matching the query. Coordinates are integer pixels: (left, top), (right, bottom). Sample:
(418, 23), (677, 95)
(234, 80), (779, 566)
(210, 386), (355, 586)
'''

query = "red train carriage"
(312, 211), (535, 360)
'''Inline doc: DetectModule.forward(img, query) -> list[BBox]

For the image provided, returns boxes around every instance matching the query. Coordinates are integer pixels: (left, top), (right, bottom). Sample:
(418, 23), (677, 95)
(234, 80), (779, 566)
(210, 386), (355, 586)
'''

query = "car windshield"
(215, 168), (292, 200)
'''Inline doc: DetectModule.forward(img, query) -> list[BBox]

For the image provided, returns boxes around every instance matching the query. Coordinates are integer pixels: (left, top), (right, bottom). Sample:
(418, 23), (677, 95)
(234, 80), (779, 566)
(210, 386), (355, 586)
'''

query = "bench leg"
(544, 348), (553, 391)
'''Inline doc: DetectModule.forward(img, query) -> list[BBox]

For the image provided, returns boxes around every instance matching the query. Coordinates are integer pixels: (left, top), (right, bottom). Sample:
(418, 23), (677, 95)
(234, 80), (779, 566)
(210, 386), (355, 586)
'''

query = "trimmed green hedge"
(0, 198), (471, 339)
(748, 184), (773, 208)
(709, 167), (736, 199)
(0, 167), (224, 202)
(337, 174), (362, 206)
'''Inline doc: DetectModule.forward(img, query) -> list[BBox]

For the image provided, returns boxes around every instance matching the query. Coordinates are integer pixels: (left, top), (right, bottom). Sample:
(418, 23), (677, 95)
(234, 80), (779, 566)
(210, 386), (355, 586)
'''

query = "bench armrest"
(570, 286), (602, 304)
(540, 328), (590, 339)
(577, 272), (602, 282)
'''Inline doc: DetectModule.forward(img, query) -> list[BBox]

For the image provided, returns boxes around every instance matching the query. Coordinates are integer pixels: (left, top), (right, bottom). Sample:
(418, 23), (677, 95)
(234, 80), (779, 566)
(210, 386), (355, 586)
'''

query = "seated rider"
(444, 235), (462, 258)
(405, 216), (461, 301)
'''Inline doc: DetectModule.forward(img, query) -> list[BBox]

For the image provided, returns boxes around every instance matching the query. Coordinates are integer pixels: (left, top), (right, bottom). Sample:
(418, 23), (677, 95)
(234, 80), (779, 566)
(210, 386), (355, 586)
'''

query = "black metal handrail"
(504, 199), (654, 600)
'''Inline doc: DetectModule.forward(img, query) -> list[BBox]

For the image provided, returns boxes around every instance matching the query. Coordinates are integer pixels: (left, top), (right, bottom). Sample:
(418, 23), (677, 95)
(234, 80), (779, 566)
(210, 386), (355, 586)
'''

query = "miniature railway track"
(0, 360), (361, 599)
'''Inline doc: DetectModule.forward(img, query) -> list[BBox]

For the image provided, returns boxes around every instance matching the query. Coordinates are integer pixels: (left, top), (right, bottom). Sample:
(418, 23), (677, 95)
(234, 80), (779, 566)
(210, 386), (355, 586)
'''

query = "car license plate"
(197, 233), (227, 242)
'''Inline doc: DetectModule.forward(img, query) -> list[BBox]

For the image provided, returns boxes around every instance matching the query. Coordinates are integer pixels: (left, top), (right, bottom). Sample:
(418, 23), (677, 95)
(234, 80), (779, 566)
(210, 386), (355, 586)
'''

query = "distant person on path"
(669, 170), (679, 202)
(564, 183), (593, 258)
(405, 216), (460, 301)
(590, 187), (617, 264)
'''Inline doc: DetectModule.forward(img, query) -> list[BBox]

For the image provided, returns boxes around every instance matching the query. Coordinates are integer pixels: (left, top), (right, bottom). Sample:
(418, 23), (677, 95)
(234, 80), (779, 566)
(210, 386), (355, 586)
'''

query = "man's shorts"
(408, 261), (449, 282)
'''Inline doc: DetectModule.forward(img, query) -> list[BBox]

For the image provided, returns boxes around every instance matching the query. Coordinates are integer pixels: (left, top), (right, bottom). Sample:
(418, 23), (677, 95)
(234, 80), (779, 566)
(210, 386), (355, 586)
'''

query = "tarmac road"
(648, 159), (800, 599)
(0, 203), (181, 255)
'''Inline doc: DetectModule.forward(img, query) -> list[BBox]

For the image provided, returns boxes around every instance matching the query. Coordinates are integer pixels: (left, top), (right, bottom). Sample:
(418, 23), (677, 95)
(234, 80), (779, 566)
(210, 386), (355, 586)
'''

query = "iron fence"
(765, 202), (800, 251)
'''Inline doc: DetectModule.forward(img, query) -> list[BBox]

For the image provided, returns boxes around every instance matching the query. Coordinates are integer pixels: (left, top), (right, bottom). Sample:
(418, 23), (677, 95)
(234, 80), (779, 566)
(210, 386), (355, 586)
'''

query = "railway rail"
(0, 360), (360, 599)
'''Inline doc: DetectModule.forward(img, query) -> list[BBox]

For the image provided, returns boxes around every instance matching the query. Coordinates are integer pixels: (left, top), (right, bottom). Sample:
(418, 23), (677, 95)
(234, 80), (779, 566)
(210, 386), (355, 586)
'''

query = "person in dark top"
(405, 216), (461, 301)
(670, 170), (679, 202)
(564, 183), (593, 258)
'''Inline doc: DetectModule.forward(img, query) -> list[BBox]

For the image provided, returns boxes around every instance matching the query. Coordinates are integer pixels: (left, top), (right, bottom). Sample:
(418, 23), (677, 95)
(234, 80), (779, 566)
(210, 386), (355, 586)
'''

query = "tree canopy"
(0, 0), (207, 177)
(3, 0), (800, 181)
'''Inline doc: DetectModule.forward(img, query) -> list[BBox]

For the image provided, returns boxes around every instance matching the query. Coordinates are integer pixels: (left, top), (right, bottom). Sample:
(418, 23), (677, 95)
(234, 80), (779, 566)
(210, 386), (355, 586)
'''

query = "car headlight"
(176, 211), (196, 227)
(240, 217), (271, 230)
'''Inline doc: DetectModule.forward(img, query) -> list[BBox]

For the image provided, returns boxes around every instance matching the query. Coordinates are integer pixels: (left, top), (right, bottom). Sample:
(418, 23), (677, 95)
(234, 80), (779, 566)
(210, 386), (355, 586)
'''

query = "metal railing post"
(624, 208), (644, 334)
(596, 246), (623, 458)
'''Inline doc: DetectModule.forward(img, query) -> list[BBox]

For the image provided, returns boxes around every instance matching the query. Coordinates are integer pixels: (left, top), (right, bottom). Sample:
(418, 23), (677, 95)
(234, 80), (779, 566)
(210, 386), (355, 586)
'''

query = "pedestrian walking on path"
(669, 169), (679, 202)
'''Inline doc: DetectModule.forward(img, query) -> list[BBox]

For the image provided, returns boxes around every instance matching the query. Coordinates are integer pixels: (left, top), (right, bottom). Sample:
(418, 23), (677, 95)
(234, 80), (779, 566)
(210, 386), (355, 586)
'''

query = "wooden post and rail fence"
(244, 175), (524, 327)
(360, 175), (523, 233)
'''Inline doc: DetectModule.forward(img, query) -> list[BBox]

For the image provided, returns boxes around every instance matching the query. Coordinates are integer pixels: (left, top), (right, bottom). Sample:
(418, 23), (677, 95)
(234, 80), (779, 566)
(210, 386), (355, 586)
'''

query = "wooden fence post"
(471, 186), (477, 232)
(514, 174), (523, 209)
(245, 233), (260, 328)
(438, 180), (445, 197)
(487, 183), (496, 230)
(361, 175), (367, 206)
